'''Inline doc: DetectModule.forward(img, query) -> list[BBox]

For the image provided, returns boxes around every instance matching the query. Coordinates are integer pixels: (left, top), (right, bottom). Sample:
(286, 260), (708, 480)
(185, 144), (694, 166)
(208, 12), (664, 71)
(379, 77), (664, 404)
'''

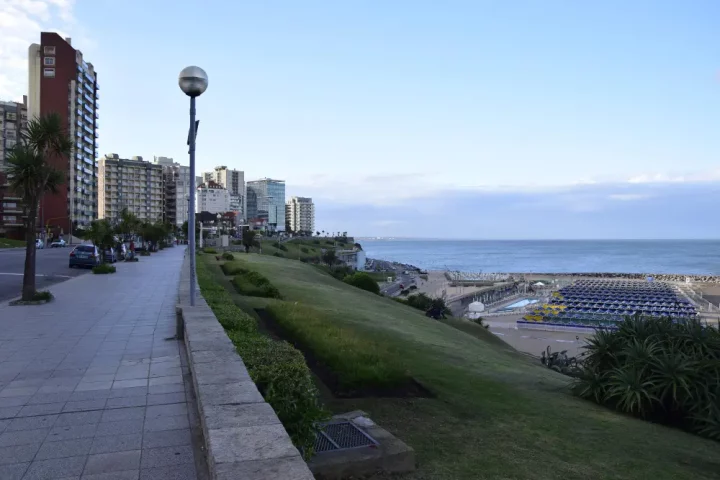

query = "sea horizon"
(360, 239), (720, 275)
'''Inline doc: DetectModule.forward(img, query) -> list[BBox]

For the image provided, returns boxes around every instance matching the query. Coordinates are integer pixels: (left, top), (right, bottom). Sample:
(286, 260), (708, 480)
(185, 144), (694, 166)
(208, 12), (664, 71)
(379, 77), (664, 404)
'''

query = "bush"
(400, 289), (410, 296)
(573, 314), (720, 440)
(343, 272), (380, 295)
(232, 270), (282, 298)
(266, 302), (409, 393)
(313, 240), (320, 244)
(92, 264), (116, 274)
(140, 251), (151, 256)
(203, 247), (217, 254)
(272, 252), (285, 258)
(222, 252), (235, 261)
(300, 247), (309, 254)
(328, 265), (353, 281)
(33, 291), (53, 301)
(196, 260), (326, 457)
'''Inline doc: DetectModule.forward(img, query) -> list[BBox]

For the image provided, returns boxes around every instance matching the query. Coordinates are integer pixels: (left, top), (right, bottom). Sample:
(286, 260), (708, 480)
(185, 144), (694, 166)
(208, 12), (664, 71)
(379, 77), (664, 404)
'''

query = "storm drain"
(314, 421), (379, 453)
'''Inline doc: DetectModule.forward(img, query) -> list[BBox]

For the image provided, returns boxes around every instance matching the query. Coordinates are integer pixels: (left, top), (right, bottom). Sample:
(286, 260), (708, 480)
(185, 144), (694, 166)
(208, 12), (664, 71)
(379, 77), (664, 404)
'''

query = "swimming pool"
(497, 298), (538, 312)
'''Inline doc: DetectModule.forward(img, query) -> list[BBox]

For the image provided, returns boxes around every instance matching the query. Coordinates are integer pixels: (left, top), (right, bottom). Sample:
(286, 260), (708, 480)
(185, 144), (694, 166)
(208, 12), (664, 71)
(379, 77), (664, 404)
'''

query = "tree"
(322, 249), (337, 266)
(242, 229), (259, 253)
(315, 231), (320, 237)
(83, 219), (115, 263)
(6, 113), (69, 300)
(343, 272), (380, 294)
(115, 208), (139, 242)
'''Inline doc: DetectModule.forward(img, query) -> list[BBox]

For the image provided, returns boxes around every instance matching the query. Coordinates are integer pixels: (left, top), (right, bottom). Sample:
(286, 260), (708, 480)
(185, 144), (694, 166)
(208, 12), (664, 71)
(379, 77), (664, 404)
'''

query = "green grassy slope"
(204, 254), (720, 480)
(0, 238), (24, 248)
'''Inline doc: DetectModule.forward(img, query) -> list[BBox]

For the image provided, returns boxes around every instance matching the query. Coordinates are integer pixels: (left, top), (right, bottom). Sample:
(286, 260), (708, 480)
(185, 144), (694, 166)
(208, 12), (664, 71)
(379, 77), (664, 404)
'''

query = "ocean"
(360, 239), (720, 275)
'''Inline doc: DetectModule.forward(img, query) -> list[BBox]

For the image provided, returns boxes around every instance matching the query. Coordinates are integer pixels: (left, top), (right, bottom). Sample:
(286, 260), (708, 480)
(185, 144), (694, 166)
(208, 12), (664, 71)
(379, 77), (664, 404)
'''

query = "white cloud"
(0, 0), (76, 101)
(608, 194), (653, 201)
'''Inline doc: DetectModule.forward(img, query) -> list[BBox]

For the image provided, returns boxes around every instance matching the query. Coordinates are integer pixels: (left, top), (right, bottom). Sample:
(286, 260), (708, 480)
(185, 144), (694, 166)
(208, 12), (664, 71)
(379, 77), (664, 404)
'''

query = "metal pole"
(188, 96), (197, 306)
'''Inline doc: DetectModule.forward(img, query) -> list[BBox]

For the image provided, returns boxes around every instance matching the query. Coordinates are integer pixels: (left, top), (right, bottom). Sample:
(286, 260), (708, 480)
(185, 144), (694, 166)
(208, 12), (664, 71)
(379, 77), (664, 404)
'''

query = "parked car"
(35, 239), (44, 249)
(69, 245), (100, 268)
(50, 239), (66, 248)
(103, 247), (117, 263)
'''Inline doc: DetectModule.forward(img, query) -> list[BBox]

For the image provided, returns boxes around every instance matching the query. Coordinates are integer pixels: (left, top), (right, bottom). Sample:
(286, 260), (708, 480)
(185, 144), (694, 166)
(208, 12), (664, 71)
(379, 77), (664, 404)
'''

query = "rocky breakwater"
(521, 272), (720, 284)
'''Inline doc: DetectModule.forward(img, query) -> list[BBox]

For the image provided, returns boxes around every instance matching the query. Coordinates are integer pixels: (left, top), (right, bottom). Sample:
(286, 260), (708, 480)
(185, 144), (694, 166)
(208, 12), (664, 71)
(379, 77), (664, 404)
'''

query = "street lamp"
(178, 66), (208, 306)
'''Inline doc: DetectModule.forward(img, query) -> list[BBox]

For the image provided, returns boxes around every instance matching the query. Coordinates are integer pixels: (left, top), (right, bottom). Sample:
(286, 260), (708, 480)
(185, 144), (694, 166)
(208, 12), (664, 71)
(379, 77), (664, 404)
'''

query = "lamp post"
(178, 66), (208, 307)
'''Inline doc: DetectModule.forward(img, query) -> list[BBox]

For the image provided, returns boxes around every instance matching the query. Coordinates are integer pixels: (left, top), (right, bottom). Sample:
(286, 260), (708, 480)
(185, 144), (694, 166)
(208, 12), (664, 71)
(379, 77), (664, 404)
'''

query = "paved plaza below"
(0, 246), (208, 480)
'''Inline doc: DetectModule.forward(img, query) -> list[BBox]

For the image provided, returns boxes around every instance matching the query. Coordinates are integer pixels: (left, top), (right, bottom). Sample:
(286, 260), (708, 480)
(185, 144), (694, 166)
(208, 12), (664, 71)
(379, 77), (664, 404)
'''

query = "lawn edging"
(177, 251), (314, 480)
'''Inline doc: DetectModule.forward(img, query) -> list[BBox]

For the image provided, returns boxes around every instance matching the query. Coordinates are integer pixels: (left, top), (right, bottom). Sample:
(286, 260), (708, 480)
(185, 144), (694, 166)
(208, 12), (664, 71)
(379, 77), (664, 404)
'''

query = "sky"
(1, 0), (719, 239)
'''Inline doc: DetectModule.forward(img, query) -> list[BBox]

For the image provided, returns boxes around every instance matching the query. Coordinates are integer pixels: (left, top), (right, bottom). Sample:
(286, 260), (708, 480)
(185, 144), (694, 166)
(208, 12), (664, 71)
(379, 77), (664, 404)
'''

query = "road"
(380, 269), (415, 296)
(0, 246), (89, 301)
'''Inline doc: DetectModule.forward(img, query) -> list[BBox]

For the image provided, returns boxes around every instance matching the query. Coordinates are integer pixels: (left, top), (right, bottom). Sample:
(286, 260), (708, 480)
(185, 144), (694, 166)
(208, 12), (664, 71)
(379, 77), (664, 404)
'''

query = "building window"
(2, 216), (17, 223)
(43, 57), (55, 66)
(43, 68), (55, 78)
(43, 46), (56, 55)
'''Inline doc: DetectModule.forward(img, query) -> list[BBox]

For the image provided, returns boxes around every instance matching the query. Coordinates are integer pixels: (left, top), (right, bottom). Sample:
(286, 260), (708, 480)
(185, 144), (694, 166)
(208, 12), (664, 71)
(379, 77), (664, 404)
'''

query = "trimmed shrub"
(343, 272), (380, 295)
(92, 264), (116, 274)
(203, 247), (217, 254)
(221, 262), (247, 276)
(195, 260), (326, 457)
(300, 247), (309, 254)
(33, 291), (53, 301)
(272, 252), (285, 258)
(222, 252), (235, 261)
(232, 270), (282, 298)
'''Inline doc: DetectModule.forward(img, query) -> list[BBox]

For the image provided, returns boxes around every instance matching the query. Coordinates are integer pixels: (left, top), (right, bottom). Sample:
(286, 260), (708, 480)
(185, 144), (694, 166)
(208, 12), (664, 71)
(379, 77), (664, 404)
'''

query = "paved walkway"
(0, 246), (205, 480)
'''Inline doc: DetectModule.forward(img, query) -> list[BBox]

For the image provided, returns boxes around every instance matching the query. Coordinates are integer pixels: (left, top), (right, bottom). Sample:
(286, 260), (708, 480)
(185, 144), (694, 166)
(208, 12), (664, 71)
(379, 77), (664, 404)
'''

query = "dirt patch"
(255, 308), (433, 399)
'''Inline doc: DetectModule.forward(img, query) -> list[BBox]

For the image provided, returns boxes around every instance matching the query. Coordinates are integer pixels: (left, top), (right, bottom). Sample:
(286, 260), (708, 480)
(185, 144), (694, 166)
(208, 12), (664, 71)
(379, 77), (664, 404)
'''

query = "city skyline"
(1, 1), (719, 238)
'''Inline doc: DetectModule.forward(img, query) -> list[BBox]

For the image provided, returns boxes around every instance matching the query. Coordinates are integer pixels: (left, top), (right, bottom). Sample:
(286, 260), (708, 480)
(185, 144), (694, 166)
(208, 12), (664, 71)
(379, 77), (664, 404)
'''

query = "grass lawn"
(201, 254), (720, 480)
(0, 238), (24, 248)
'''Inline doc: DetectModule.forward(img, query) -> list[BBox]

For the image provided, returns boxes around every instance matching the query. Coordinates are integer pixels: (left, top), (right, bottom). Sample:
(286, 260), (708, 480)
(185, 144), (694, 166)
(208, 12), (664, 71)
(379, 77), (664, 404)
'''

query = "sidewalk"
(0, 246), (204, 480)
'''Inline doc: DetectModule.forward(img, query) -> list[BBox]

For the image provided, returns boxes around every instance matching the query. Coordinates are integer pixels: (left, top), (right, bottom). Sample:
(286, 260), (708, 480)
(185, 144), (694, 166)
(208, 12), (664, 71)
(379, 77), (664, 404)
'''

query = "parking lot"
(0, 245), (90, 302)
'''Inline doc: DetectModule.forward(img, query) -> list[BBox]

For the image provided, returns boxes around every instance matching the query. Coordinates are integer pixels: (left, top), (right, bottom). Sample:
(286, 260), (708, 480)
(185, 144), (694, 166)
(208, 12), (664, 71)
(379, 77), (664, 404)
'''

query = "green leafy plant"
(222, 252), (235, 261)
(272, 252), (285, 258)
(573, 314), (720, 440)
(342, 272), (380, 294)
(203, 247), (217, 254)
(232, 270), (281, 298)
(32, 291), (53, 301)
(195, 260), (327, 457)
(92, 264), (116, 274)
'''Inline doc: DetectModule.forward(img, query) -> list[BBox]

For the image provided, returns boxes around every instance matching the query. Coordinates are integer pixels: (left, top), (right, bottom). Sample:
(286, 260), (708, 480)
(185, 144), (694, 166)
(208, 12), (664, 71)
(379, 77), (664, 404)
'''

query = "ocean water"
(361, 239), (720, 275)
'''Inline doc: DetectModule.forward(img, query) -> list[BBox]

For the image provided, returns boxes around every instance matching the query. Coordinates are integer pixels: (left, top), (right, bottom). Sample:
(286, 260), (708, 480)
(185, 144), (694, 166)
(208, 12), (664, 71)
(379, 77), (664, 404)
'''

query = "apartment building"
(196, 181), (230, 214)
(28, 33), (99, 234)
(0, 97), (28, 238)
(246, 178), (285, 231)
(98, 154), (163, 222)
(285, 196), (315, 234)
(203, 166), (245, 219)
(155, 156), (192, 227)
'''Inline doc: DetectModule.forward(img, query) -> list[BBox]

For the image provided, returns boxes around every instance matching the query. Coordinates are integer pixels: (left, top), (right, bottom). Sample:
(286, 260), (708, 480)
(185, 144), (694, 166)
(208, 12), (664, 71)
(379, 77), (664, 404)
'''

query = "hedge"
(343, 272), (380, 295)
(92, 264), (116, 274)
(195, 259), (327, 457)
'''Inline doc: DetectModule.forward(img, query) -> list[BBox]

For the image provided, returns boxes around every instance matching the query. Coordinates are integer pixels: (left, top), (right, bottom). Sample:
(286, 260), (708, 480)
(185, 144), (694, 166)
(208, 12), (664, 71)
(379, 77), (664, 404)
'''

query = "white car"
(35, 239), (44, 249)
(50, 239), (66, 248)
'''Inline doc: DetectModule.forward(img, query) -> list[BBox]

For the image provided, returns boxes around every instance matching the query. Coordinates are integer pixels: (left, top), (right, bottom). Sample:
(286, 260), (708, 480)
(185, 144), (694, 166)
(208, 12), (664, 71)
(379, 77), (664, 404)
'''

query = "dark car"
(69, 245), (100, 268)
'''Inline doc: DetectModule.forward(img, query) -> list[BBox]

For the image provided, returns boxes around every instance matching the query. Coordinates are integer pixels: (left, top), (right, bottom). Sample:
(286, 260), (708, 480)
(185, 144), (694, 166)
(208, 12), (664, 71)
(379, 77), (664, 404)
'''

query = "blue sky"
(1, 0), (719, 238)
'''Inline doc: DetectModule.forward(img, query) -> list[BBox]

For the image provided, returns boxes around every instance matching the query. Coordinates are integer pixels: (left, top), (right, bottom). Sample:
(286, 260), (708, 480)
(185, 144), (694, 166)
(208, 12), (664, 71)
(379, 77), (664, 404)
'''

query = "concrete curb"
(177, 252), (314, 479)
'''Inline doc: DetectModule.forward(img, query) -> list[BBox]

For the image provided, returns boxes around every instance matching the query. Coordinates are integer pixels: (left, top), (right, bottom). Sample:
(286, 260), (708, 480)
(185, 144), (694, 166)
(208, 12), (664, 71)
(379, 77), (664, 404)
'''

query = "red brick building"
(28, 33), (99, 238)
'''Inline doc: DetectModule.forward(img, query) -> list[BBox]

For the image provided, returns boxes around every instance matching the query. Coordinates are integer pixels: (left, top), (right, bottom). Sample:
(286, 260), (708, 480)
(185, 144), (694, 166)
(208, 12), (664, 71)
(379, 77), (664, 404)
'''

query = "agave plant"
(604, 366), (658, 417)
(581, 328), (623, 371)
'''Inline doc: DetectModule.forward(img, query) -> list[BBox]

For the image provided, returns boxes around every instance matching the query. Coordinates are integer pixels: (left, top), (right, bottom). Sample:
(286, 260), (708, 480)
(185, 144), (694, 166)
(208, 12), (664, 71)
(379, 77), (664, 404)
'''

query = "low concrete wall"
(177, 251), (314, 479)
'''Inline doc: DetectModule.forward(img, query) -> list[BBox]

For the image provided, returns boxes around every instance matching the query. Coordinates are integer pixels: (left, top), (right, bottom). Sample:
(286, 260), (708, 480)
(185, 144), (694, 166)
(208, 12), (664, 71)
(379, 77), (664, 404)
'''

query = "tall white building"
(98, 154), (164, 222)
(202, 166), (245, 219)
(196, 181), (230, 214)
(155, 156), (192, 227)
(285, 196), (315, 234)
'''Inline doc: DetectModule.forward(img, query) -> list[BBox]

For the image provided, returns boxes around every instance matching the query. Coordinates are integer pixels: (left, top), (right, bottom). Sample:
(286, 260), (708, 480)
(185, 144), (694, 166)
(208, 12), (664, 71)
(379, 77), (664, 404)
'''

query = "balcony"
(83, 124), (93, 136)
(83, 80), (93, 92)
(82, 145), (93, 155)
(83, 102), (92, 113)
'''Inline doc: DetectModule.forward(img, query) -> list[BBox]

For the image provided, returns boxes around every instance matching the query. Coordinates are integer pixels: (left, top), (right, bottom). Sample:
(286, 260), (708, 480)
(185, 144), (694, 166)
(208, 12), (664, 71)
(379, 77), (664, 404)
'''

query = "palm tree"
(6, 114), (69, 300)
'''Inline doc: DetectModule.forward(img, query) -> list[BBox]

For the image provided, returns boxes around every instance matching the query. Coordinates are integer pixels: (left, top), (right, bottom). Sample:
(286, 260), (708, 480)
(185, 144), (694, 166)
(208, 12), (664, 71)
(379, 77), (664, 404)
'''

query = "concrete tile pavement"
(0, 246), (207, 479)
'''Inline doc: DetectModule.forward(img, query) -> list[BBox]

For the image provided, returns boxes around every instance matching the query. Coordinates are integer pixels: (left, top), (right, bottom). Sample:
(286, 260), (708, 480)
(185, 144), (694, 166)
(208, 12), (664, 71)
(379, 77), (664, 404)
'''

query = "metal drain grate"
(314, 421), (378, 453)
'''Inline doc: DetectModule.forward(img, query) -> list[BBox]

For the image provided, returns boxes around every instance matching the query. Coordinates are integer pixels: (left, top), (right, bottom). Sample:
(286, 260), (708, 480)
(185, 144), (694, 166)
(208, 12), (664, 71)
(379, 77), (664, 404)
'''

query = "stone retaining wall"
(177, 251), (314, 479)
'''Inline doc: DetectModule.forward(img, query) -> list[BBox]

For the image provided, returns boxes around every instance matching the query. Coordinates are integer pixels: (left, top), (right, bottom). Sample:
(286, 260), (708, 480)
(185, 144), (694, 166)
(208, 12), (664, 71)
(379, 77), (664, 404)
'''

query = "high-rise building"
(28, 33), (99, 235)
(98, 154), (163, 222)
(196, 181), (230, 214)
(0, 96), (28, 238)
(285, 196), (315, 234)
(155, 156), (191, 227)
(246, 178), (285, 231)
(202, 166), (245, 219)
